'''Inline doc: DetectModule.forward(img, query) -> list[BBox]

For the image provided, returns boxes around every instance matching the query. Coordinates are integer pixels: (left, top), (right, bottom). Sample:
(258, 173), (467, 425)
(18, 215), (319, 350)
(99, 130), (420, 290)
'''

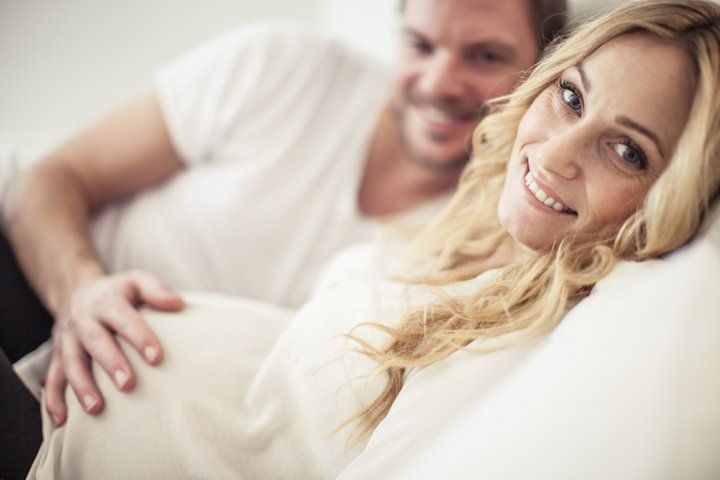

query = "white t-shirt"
(29, 272), (493, 479)
(89, 25), (439, 308)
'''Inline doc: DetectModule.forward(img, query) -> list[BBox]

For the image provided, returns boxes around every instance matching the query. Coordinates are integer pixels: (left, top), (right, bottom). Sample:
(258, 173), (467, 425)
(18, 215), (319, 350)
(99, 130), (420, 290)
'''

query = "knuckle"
(45, 375), (60, 390)
(110, 303), (135, 323)
(109, 359), (130, 376)
(46, 385), (64, 409)
(69, 384), (87, 402)
(128, 269), (146, 278)
(123, 270), (143, 283)
(115, 317), (144, 340)
(47, 362), (61, 381)
(81, 326), (105, 345)
(97, 347), (128, 372)
(58, 349), (72, 367)
(67, 376), (90, 397)
(61, 354), (86, 378)
(91, 294), (114, 312)
(50, 333), (63, 351)
(48, 352), (63, 370)
(58, 341), (74, 360)
(46, 401), (59, 417)
(62, 313), (80, 329)
(46, 386), (62, 403)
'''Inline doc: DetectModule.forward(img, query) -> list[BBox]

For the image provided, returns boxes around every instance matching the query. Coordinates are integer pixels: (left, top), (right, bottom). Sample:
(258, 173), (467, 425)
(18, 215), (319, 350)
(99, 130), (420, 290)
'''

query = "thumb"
(130, 273), (185, 311)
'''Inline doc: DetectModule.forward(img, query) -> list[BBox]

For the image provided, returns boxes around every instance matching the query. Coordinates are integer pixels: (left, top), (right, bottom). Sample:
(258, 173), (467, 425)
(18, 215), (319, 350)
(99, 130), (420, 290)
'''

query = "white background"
(0, 0), (623, 156)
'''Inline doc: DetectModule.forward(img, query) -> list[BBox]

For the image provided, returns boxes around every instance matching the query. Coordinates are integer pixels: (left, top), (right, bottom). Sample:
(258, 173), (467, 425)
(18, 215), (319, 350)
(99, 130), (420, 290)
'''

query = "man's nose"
(416, 51), (466, 100)
(534, 128), (586, 180)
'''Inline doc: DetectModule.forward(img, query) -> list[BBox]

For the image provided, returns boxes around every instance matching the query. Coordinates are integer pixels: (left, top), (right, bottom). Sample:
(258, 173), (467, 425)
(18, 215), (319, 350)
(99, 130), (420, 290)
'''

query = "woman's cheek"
(587, 181), (646, 229)
(517, 90), (556, 144)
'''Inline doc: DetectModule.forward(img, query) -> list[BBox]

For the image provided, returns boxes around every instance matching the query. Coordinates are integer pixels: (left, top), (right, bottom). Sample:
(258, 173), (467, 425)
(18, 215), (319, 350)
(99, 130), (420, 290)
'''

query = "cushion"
(337, 203), (720, 479)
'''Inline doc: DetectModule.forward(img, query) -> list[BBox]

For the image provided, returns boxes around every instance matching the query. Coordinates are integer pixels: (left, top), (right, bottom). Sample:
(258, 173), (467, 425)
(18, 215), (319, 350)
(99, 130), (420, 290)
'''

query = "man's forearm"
(2, 163), (105, 315)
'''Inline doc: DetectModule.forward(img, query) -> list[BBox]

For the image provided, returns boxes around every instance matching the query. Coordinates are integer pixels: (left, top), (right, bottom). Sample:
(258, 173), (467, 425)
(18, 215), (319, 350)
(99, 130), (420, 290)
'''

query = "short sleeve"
(153, 24), (336, 166)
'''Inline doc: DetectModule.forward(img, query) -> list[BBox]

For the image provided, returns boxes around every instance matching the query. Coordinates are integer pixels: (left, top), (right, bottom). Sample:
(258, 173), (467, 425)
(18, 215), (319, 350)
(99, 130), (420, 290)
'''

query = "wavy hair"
(344, 0), (720, 442)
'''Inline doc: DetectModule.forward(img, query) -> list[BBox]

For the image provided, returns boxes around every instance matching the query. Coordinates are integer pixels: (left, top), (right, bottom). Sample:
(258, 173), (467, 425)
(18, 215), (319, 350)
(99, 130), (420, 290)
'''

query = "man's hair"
(530, 0), (569, 49)
(399, 0), (569, 50)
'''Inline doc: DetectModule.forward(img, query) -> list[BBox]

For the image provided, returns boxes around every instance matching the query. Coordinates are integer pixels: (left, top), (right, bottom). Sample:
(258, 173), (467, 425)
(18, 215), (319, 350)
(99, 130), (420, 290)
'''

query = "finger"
(80, 323), (136, 391)
(60, 337), (104, 415)
(101, 300), (164, 366)
(128, 272), (184, 311)
(45, 356), (68, 426)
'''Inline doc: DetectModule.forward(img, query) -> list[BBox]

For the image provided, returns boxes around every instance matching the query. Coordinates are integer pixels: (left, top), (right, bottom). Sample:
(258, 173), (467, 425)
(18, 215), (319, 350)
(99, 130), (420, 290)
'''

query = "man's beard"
(394, 90), (486, 173)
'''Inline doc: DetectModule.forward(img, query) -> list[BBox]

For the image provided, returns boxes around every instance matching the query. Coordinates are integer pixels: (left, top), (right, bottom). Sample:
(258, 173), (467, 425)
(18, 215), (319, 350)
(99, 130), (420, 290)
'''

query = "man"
(1, 0), (566, 438)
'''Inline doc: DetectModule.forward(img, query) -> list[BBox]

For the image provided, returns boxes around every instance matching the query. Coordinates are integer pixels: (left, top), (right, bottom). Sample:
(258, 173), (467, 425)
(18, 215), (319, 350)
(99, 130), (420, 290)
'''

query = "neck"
(359, 104), (463, 217)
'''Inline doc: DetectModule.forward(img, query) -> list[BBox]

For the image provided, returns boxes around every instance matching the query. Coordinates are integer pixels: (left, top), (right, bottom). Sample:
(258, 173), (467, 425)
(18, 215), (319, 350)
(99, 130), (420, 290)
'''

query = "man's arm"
(1, 91), (185, 424)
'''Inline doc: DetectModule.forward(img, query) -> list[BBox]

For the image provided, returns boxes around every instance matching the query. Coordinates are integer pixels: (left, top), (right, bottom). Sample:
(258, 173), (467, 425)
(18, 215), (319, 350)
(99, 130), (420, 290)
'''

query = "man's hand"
(45, 271), (184, 425)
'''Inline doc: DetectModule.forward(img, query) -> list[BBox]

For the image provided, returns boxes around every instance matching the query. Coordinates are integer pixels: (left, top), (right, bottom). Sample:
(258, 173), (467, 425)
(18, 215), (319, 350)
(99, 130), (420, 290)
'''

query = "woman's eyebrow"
(574, 62), (664, 160)
(575, 63), (591, 91)
(615, 115), (665, 158)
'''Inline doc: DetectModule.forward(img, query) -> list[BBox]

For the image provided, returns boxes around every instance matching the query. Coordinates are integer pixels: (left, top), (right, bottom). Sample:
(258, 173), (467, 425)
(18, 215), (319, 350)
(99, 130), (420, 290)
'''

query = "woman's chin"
(499, 211), (562, 254)
(510, 231), (554, 254)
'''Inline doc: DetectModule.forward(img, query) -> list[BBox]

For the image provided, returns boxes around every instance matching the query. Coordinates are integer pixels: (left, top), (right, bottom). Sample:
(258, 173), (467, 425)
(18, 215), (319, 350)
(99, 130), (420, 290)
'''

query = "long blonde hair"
(346, 0), (720, 442)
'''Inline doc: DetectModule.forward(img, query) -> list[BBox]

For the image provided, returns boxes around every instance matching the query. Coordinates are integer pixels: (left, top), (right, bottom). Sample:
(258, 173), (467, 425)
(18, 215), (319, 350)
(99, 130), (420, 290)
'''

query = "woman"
(24, 0), (720, 478)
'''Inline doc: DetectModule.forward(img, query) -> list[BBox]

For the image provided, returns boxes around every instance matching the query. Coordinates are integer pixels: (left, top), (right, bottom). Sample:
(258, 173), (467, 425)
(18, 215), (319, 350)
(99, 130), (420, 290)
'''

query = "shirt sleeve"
(153, 24), (336, 166)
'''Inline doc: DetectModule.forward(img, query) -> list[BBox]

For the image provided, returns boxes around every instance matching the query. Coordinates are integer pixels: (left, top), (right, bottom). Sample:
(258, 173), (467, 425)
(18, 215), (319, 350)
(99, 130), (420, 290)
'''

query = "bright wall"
(0, 0), (624, 156)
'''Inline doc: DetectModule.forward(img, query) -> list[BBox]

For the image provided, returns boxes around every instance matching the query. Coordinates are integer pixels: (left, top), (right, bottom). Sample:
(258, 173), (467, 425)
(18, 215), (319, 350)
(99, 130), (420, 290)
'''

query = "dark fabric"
(0, 228), (53, 363)
(0, 347), (42, 480)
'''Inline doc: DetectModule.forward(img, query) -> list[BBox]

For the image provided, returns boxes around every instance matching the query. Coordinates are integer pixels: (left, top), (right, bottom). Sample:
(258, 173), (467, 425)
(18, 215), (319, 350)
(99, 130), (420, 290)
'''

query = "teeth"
(422, 107), (457, 124)
(524, 171), (573, 213)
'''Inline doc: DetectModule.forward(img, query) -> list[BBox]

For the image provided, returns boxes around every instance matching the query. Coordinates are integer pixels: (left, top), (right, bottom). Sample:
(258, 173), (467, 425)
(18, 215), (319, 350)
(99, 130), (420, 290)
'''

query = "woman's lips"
(521, 163), (577, 216)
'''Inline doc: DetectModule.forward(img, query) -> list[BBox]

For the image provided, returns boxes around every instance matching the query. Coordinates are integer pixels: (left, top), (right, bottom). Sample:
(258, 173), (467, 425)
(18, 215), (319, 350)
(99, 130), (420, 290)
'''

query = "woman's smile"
(520, 162), (577, 216)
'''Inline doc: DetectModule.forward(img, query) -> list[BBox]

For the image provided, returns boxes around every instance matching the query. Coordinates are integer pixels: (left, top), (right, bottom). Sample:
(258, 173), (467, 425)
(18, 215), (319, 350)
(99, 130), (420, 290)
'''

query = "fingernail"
(83, 394), (98, 411)
(114, 369), (130, 388)
(51, 413), (61, 425)
(144, 346), (159, 363)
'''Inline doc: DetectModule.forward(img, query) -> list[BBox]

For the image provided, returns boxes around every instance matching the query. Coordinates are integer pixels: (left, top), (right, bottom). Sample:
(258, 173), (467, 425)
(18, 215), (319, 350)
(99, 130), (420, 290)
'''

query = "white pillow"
(337, 207), (720, 480)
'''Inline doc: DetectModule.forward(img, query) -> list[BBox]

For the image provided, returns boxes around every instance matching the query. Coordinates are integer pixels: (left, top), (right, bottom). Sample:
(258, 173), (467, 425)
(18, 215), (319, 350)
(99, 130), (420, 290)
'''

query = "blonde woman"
(17, 0), (720, 478)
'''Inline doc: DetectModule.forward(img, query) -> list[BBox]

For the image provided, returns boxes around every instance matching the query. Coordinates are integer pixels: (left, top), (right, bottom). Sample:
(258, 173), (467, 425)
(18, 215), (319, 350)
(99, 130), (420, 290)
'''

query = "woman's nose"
(533, 128), (585, 180)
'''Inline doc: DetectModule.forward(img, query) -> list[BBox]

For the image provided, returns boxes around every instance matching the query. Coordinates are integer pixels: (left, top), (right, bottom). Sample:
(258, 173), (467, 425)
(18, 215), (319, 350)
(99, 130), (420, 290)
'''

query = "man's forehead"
(402, 0), (534, 46)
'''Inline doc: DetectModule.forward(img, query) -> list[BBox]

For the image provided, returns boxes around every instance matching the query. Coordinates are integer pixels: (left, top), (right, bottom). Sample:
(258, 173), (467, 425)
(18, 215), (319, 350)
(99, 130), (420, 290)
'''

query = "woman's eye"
(613, 143), (647, 169)
(562, 87), (582, 112)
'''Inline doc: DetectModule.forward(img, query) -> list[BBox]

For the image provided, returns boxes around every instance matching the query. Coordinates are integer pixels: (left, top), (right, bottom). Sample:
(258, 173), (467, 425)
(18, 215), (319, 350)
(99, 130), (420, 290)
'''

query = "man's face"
(394, 0), (539, 172)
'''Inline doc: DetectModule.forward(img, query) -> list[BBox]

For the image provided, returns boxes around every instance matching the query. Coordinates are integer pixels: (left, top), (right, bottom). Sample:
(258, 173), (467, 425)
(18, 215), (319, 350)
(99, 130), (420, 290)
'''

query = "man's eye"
(411, 40), (432, 55)
(479, 52), (499, 62)
(613, 142), (648, 170)
(561, 86), (582, 111)
(468, 51), (503, 66)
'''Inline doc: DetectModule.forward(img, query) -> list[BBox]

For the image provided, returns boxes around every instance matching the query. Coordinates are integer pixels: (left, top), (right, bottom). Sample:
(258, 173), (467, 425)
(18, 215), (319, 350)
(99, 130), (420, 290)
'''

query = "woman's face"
(498, 33), (697, 251)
